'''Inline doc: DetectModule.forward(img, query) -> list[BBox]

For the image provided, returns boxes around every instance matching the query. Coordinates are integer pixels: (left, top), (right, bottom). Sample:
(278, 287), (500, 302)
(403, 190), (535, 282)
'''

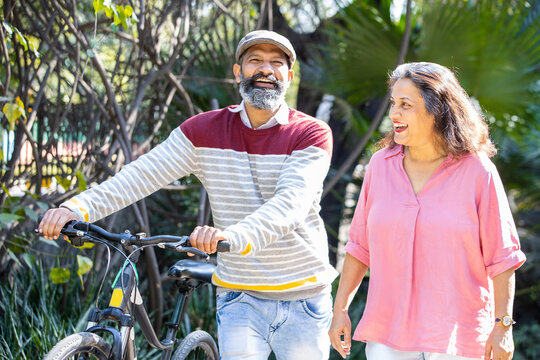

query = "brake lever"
(161, 243), (210, 261)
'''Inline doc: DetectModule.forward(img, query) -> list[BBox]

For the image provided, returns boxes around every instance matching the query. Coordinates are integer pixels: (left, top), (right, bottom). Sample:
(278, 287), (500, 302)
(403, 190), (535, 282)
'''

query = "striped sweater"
(62, 106), (338, 299)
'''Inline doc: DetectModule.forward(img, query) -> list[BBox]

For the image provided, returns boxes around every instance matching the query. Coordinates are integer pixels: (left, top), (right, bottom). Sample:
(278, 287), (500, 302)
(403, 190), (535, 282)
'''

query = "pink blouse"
(345, 145), (526, 358)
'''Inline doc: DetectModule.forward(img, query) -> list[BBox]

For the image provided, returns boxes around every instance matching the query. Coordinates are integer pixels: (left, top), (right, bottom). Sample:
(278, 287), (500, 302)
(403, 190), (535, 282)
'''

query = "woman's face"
(389, 78), (437, 149)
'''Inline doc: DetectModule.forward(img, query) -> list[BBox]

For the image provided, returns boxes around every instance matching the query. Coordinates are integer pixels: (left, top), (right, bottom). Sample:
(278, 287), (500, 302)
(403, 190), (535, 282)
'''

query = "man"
(40, 30), (337, 360)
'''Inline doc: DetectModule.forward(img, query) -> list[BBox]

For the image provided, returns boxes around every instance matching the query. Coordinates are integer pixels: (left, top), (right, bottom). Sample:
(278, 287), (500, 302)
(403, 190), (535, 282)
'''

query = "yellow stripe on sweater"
(212, 273), (318, 291)
(67, 198), (89, 222)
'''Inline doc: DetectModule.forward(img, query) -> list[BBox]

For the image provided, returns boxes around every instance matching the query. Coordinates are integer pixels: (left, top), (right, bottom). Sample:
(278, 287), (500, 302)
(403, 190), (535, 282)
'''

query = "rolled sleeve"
(479, 165), (526, 278)
(345, 240), (370, 267)
(345, 163), (372, 267)
(485, 249), (526, 278)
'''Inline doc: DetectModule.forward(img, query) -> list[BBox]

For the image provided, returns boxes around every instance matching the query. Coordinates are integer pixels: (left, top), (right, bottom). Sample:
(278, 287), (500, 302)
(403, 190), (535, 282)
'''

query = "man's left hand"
(189, 225), (227, 254)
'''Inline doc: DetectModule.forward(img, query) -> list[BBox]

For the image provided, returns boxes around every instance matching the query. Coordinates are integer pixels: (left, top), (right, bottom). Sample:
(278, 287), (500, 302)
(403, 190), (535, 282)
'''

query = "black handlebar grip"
(217, 241), (231, 253)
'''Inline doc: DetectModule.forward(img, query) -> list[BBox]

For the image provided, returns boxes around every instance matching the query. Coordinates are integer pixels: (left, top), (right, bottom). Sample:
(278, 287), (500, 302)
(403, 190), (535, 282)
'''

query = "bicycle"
(37, 218), (230, 360)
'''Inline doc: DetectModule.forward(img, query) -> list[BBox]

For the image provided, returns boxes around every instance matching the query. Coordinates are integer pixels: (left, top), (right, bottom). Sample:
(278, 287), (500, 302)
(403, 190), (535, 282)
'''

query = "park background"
(0, 0), (539, 358)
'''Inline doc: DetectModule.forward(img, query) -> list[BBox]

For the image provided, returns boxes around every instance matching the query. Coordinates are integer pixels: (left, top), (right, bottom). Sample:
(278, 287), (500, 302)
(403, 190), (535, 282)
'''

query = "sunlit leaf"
(128, 6), (138, 24)
(25, 35), (40, 58)
(14, 27), (28, 51)
(64, 236), (94, 249)
(50, 267), (70, 284)
(77, 255), (93, 289)
(55, 175), (72, 191)
(2, 21), (13, 35)
(124, 5), (133, 17)
(75, 170), (87, 191)
(1, 184), (11, 198)
(93, 0), (107, 13)
(2, 98), (26, 130)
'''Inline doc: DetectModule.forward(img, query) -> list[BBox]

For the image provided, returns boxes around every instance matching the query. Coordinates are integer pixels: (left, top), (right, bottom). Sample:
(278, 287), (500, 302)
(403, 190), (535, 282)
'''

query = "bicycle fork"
(83, 264), (138, 359)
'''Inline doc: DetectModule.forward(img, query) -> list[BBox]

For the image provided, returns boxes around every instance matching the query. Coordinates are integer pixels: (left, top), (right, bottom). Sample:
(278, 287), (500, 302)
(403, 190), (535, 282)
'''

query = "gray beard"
(239, 73), (287, 111)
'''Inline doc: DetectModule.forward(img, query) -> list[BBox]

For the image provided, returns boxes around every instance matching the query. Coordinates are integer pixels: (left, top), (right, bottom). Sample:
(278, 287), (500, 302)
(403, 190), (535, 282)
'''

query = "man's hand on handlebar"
(189, 225), (228, 254)
(39, 208), (80, 240)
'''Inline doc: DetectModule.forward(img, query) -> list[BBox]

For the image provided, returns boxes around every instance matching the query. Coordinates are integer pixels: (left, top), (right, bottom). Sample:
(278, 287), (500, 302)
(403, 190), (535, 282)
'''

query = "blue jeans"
(216, 291), (332, 360)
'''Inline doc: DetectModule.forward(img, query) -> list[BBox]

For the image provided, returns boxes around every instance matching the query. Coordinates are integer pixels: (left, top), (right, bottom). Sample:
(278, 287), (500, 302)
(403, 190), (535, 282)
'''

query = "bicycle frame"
(83, 248), (198, 360)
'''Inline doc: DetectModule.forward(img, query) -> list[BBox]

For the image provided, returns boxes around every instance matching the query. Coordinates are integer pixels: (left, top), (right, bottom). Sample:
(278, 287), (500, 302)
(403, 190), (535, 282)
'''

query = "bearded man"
(39, 30), (337, 360)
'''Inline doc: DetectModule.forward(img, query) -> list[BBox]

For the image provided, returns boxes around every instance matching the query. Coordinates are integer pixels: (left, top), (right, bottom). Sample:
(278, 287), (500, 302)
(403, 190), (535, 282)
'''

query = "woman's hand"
(484, 325), (514, 360)
(328, 309), (352, 359)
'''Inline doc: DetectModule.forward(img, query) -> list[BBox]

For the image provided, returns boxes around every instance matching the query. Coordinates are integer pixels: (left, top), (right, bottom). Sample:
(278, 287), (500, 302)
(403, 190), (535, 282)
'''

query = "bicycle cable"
(82, 234), (136, 310)
(94, 239), (111, 310)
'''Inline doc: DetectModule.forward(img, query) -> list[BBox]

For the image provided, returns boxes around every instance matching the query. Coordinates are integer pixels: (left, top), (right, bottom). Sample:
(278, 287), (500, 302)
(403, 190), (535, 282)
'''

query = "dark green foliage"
(0, 261), (85, 359)
(0, 255), (221, 359)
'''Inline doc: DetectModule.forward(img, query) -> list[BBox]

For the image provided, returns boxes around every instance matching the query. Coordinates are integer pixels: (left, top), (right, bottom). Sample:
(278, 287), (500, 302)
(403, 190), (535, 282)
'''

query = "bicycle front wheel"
(43, 332), (112, 360)
(172, 330), (219, 360)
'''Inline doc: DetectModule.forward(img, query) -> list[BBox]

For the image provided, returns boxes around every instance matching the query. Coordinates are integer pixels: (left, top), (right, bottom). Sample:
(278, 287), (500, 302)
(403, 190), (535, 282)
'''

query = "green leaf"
(50, 267), (70, 284)
(25, 35), (40, 58)
(2, 21), (13, 35)
(64, 236), (94, 249)
(93, 0), (107, 13)
(21, 253), (35, 268)
(77, 255), (93, 276)
(0, 213), (24, 224)
(38, 237), (59, 248)
(86, 49), (95, 58)
(1, 184), (11, 198)
(24, 206), (38, 222)
(6, 235), (26, 253)
(128, 6), (138, 24)
(75, 170), (87, 191)
(7, 249), (22, 267)
(64, 58), (71, 67)
(55, 175), (72, 191)
(2, 98), (26, 130)
(77, 255), (93, 289)
(36, 201), (49, 211)
(14, 27), (28, 51)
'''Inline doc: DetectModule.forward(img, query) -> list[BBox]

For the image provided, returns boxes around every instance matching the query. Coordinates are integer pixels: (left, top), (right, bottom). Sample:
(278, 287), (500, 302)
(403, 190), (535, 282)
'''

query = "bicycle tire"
(43, 332), (112, 360)
(172, 330), (219, 360)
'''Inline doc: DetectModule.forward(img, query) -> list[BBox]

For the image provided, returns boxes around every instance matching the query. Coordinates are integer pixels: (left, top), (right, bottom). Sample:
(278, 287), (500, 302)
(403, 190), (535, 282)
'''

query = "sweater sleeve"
(61, 127), (197, 223)
(222, 131), (332, 255)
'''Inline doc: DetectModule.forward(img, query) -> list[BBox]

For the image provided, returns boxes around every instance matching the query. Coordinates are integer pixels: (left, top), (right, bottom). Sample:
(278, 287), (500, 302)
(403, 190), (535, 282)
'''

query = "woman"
(328, 62), (526, 360)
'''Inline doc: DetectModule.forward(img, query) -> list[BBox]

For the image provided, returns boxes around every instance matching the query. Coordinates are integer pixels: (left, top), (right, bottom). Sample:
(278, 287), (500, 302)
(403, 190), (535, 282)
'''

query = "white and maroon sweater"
(62, 106), (338, 299)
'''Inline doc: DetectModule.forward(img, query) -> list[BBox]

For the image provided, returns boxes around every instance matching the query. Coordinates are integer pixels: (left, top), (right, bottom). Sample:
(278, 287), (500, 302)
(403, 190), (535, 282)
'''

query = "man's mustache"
(245, 73), (282, 89)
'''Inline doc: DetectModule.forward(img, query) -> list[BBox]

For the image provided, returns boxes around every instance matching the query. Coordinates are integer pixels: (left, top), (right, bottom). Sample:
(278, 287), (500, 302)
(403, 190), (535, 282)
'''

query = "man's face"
(233, 44), (294, 111)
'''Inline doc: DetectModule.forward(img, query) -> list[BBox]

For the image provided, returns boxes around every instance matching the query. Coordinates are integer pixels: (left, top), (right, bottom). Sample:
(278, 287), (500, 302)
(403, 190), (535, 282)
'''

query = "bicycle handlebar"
(36, 216), (231, 255)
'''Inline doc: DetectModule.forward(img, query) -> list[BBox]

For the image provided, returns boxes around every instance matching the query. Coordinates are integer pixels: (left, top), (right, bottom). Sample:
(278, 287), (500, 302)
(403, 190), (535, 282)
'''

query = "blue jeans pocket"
(216, 291), (245, 312)
(300, 293), (333, 319)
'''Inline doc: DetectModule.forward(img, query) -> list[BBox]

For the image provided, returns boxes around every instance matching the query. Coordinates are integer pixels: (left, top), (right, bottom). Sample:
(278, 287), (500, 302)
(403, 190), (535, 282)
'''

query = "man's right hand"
(38, 208), (80, 240)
